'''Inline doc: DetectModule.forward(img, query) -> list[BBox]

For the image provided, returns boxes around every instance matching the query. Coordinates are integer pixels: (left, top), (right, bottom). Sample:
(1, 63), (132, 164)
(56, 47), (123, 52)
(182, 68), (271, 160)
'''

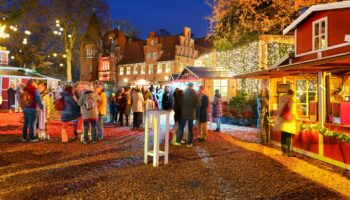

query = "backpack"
(54, 97), (65, 111)
(19, 91), (32, 107)
(84, 96), (96, 110)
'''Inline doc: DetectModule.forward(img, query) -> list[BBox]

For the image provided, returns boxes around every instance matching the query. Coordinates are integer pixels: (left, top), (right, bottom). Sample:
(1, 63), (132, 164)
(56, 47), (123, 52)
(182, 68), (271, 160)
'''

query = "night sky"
(106, 0), (211, 39)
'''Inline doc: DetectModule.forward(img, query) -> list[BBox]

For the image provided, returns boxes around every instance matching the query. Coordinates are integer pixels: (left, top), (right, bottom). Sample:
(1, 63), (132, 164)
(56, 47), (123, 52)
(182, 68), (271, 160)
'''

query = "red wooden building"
(235, 1), (350, 169)
(0, 49), (59, 109)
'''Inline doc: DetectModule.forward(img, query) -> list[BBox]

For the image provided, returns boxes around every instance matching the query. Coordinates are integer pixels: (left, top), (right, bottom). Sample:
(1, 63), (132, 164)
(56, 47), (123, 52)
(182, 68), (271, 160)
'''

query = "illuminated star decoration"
(0, 25), (10, 38)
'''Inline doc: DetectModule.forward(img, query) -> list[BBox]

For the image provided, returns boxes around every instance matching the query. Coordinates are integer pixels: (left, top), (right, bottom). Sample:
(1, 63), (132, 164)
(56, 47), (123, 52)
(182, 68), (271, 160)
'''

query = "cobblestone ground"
(0, 112), (349, 199)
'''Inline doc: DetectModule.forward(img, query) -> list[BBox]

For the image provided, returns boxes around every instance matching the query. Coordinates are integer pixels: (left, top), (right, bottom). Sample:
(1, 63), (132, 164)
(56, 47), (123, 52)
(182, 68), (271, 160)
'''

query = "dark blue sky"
(106, 0), (211, 39)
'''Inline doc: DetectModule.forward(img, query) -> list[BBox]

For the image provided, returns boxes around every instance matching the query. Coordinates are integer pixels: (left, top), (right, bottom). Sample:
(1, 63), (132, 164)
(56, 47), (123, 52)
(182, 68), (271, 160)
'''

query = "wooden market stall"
(0, 49), (60, 110)
(168, 66), (237, 103)
(234, 1), (350, 169)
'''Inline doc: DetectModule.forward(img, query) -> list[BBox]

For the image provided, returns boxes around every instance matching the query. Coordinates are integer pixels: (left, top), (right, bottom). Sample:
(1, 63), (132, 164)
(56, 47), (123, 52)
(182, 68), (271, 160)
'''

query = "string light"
(0, 25), (10, 38)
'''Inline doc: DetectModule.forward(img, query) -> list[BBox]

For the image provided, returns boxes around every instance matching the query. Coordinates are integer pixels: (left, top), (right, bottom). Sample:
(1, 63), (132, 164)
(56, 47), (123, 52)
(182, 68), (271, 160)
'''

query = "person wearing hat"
(175, 82), (200, 147)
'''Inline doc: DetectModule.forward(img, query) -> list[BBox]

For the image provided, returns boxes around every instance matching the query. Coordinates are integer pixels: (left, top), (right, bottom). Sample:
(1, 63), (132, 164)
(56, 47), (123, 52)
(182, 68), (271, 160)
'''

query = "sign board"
(277, 83), (290, 93)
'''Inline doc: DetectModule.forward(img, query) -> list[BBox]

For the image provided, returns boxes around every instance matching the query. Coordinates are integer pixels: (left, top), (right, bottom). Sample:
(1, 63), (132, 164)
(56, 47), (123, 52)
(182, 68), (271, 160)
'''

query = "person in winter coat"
(7, 83), (16, 112)
(109, 93), (117, 124)
(171, 88), (184, 144)
(122, 87), (132, 126)
(61, 85), (79, 138)
(212, 89), (223, 132)
(22, 79), (43, 142)
(162, 86), (173, 110)
(132, 87), (144, 129)
(116, 88), (124, 125)
(197, 86), (209, 142)
(78, 83), (101, 144)
(175, 83), (200, 147)
(274, 89), (298, 157)
(96, 84), (107, 140)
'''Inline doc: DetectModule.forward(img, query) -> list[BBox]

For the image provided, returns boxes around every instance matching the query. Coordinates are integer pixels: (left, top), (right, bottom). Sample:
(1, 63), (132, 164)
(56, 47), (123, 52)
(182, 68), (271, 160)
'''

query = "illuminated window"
(133, 66), (138, 74)
(179, 63), (184, 72)
(141, 66), (145, 74)
(151, 40), (154, 45)
(126, 67), (131, 75)
(102, 62), (109, 71)
(86, 46), (95, 57)
(165, 63), (171, 73)
(148, 65), (153, 74)
(0, 50), (8, 65)
(157, 64), (162, 73)
(213, 80), (228, 100)
(119, 67), (124, 75)
(313, 18), (327, 50)
(153, 52), (157, 59)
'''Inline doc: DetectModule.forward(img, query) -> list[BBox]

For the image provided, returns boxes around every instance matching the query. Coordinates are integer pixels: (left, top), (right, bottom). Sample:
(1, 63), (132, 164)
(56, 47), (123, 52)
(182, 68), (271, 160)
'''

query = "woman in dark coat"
(173, 88), (183, 123)
(197, 86), (209, 142)
(61, 85), (79, 137)
(171, 88), (184, 144)
(7, 84), (16, 112)
(212, 89), (223, 132)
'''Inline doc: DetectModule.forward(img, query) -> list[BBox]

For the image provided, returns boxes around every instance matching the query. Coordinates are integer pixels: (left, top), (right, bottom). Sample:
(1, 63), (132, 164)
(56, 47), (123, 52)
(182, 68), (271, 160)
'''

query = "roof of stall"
(233, 52), (350, 79)
(178, 66), (234, 79)
(0, 66), (60, 80)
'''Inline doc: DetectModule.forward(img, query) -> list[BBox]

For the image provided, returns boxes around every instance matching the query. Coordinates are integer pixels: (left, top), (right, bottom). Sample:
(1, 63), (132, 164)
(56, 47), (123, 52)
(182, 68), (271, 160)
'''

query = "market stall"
(0, 66), (60, 109)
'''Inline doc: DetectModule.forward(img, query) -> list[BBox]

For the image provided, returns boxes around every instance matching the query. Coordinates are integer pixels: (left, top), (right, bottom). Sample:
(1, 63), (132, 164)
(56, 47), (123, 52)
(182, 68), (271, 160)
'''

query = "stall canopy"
(0, 66), (60, 80)
(233, 52), (350, 79)
(178, 66), (234, 80)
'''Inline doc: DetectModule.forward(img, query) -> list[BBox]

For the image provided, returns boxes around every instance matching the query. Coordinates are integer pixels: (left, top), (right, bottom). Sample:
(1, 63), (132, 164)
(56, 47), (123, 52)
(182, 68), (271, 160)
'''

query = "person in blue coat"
(61, 85), (80, 138)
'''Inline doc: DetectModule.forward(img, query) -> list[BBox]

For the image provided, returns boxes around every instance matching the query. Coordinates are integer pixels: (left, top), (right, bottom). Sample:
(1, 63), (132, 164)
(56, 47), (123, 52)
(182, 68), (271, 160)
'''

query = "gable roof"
(180, 66), (234, 79)
(158, 36), (179, 62)
(283, 1), (350, 35)
(85, 13), (102, 43)
(0, 66), (59, 80)
(119, 40), (146, 65)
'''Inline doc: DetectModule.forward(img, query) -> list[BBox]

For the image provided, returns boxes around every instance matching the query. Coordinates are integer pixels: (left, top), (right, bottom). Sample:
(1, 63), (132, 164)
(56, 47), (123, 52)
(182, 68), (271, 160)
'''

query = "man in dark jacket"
(175, 83), (200, 147)
(22, 80), (43, 142)
(122, 87), (132, 126)
(197, 86), (209, 142)
(7, 83), (16, 112)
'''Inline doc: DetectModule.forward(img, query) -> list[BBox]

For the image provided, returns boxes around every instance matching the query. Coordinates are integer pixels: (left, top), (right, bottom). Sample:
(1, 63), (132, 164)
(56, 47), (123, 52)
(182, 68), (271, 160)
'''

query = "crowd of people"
(7, 79), (223, 147)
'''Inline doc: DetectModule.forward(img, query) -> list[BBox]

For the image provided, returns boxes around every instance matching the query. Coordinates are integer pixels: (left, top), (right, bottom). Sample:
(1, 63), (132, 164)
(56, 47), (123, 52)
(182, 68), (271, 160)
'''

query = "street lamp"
(124, 78), (128, 83)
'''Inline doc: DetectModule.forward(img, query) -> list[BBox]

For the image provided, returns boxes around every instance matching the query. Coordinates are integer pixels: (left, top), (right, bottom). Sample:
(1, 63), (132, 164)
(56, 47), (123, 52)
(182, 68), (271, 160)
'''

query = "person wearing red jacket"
(22, 80), (43, 142)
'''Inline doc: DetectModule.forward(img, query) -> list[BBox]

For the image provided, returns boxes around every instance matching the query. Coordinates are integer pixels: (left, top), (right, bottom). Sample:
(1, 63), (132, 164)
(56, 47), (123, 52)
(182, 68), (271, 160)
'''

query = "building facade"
(80, 19), (206, 86)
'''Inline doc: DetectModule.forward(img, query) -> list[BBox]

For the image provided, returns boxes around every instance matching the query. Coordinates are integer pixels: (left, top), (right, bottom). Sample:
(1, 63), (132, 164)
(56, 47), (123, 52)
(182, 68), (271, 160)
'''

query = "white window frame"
(102, 62), (109, 71)
(165, 63), (171, 73)
(126, 66), (131, 75)
(133, 66), (138, 74)
(157, 63), (162, 73)
(312, 17), (328, 51)
(148, 65), (153, 74)
(147, 53), (151, 59)
(213, 79), (228, 101)
(119, 67), (124, 75)
(153, 52), (157, 59)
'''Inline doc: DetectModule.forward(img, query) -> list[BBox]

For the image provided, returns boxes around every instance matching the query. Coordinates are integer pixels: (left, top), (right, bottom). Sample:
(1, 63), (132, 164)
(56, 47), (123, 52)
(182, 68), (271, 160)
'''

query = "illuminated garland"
(267, 118), (350, 143)
(300, 124), (350, 143)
